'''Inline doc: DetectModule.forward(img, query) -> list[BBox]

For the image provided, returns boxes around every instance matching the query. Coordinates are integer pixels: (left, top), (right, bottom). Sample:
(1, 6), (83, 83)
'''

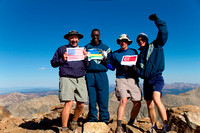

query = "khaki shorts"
(115, 78), (142, 101)
(59, 77), (88, 102)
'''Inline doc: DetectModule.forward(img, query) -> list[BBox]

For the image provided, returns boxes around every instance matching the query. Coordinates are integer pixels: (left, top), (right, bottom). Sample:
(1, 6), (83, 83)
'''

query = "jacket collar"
(138, 43), (149, 51)
(90, 40), (102, 46)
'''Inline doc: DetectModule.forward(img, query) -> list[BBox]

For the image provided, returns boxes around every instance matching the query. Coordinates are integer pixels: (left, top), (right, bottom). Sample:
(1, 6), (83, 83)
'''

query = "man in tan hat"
(106, 34), (141, 133)
(51, 30), (89, 132)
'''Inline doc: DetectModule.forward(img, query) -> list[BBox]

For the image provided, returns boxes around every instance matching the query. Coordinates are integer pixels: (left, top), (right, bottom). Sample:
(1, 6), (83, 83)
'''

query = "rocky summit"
(0, 87), (200, 132)
(0, 103), (200, 133)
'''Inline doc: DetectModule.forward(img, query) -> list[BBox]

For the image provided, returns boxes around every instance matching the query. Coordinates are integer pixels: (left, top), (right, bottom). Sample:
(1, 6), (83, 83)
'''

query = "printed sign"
(67, 48), (84, 61)
(88, 48), (103, 61)
(121, 55), (137, 66)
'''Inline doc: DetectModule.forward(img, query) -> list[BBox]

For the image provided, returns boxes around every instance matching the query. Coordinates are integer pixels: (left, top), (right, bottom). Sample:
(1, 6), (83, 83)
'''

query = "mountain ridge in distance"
(0, 85), (199, 120)
(0, 82), (199, 95)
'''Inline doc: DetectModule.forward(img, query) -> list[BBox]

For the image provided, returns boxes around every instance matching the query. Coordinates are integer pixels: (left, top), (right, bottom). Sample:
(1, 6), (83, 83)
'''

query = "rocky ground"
(0, 104), (200, 133)
(0, 87), (200, 132)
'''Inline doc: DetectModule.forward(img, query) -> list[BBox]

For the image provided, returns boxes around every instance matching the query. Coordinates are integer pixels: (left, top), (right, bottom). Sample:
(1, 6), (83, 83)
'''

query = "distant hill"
(163, 82), (200, 89)
(2, 86), (200, 119)
(8, 95), (60, 117)
(0, 89), (58, 107)
(162, 83), (200, 95)
(0, 82), (199, 95)
(162, 87), (200, 108)
(110, 82), (200, 96)
(0, 87), (58, 95)
(0, 83), (199, 118)
(0, 82), (198, 107)
(0, 92), (40, 107)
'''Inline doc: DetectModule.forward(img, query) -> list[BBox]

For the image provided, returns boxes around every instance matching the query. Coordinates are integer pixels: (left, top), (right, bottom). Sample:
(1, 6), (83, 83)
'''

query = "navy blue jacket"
(84, 40), (111, 72)
(51, 45), (89, 78)
(109, 48), (138, 79)
(137, 18), (168, 79)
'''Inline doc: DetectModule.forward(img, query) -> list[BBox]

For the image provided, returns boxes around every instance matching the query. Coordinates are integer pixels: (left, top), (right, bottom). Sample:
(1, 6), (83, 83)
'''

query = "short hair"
(92, 28), (100, 33)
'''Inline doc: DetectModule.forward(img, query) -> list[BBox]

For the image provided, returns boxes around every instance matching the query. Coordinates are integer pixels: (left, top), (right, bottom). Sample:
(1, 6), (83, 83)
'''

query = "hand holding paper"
(102, 50), (107, 59)
(63, 52), (68, 61)
(67, 48), (85, 61)
(83, 49), (88, 59)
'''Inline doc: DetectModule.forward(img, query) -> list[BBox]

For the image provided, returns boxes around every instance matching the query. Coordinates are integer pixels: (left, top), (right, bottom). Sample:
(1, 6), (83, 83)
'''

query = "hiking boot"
(127, 120), (135, 126)
(60, 127), (70, 133)
(115, 126), (124, 133)
(162, 126), (170, 133)
(149, 124), (158, 133)
(69, 121), (78, 131)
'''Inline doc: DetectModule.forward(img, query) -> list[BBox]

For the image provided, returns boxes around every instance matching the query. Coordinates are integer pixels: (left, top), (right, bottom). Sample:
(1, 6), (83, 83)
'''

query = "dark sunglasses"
(119, 39), (128, 42)
(137, 38), (146, 43)
(91, 35), (100, 37)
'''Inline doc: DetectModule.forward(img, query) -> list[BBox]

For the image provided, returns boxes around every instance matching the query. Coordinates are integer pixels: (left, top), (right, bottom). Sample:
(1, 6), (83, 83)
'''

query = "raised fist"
(149, 14), (158, 21)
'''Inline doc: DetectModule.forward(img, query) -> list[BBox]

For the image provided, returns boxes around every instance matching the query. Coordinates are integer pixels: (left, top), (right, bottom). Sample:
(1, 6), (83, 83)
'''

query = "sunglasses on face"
(119, 39), (128, 42)
(137, 38), (146, 43)
(91, 35), (100, 37)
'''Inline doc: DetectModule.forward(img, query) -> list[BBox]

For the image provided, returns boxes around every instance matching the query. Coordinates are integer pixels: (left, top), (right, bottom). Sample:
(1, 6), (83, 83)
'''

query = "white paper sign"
(87, 48), (103, 61)
(121, 55), (138, 66)
(67, 48), (84, 61)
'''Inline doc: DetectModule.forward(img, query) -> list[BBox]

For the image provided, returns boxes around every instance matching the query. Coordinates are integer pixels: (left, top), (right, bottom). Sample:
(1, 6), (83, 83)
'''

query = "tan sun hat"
(64, 30), (83, 39)
(117, 34), (132, 45)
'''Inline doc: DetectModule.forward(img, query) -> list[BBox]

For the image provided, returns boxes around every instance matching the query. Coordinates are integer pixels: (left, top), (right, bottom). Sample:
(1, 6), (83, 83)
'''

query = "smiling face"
(68, 35), (79, 47)
(119, 39), (129, 50)
(91, 30), (100, 45)
(137, 37), (147, 47)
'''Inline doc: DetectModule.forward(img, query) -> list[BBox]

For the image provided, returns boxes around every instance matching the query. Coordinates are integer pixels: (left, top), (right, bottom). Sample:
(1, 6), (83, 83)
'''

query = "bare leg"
(146, 100), (157, 126)
(117, 97), (128, 120)
(153, 91), (168, 124)
(72, 101), (84, 121)
(130, 101), (141, 120)
(62, 101), (73, 127)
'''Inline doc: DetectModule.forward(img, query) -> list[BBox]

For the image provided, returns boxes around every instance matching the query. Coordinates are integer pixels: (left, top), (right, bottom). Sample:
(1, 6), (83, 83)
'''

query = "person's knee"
(152, 91), (161, 103)
(133, 101), (141, 109)
(76, 102), (84, 109)
(120, 98), (127, 107)
(147, 100), (154, 110)
(65, 101), (73, 107)
(152, 96), (162, 106)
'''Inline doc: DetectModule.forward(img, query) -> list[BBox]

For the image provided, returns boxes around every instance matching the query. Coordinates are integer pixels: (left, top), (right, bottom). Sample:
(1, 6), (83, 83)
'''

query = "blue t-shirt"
(109, 48), (138, 78)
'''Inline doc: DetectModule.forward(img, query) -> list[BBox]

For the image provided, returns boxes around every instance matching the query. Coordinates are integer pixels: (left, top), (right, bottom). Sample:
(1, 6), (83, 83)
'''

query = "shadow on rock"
(19, 117), (61, 132)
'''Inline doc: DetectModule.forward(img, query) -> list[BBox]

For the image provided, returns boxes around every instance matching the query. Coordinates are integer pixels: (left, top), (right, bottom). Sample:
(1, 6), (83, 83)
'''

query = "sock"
(117, 120), (122, 127)
(128, 118), (135, 125)
(71, 120), (77, 123)
(61, 127), (68, 131)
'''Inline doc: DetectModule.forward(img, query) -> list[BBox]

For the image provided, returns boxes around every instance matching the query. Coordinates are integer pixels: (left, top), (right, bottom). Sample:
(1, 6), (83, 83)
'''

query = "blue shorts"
(143, 75), (164, 100)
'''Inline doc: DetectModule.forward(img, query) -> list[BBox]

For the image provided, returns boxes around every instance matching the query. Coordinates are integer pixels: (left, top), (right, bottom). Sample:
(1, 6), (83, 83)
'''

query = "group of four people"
(51, 14), (169, 133)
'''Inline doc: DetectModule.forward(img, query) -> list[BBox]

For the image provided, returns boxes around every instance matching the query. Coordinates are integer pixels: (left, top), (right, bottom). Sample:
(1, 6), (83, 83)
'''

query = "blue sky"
(0, 0), (200, 88)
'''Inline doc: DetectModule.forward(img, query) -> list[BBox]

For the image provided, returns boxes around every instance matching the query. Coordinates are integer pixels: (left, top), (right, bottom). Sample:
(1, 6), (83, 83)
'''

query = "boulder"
(83, 122), (111, 133)
(126, 117), (163, 133)
(167, 105), (200, 133)
(0, 106), (12, 120)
